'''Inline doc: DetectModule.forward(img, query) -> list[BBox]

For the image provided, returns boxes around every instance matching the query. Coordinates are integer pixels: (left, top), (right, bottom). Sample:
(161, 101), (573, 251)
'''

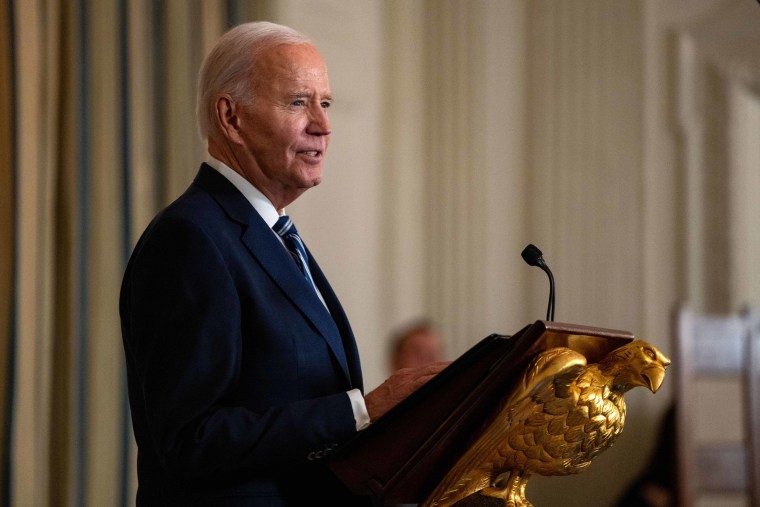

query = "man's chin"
(302, 168), (323, 187)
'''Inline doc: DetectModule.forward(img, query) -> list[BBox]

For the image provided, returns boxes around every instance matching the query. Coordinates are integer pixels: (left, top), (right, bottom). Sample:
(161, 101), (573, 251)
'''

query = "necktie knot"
(273, 215), (328, 309)
(273, 215), (313, 284)
(273, 215), (297, 238)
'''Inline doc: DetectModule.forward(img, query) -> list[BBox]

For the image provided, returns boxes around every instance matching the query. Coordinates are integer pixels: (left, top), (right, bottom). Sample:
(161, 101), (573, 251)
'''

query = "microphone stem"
(541, 265), (555, 321)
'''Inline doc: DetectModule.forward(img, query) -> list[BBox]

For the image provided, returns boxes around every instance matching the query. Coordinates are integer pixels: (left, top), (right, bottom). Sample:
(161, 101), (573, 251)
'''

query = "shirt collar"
(205, 155), (283, 227)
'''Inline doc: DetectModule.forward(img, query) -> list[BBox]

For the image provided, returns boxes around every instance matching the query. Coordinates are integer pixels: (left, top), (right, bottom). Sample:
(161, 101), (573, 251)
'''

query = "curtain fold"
(1, 0), (16, 504)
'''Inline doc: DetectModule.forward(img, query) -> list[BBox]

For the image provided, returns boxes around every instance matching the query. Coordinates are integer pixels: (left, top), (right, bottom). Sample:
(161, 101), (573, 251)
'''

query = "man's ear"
(215, 95), (244, 144)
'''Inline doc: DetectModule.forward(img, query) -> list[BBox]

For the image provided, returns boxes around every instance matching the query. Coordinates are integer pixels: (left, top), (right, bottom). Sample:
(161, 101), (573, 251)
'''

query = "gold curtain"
(1, 0), (15, 503)
(4, 1), (271, 505)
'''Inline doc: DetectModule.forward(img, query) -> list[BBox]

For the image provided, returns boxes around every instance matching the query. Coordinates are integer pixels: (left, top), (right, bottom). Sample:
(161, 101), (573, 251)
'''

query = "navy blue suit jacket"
(120, 164), (374, 506)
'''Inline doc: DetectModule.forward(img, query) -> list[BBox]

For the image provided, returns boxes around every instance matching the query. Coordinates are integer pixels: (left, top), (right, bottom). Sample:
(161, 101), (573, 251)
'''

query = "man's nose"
(307, 105), (331, 136)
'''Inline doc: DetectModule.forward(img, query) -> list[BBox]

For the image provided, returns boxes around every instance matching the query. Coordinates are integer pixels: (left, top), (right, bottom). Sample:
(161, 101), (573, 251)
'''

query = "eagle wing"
(421, 347), (586, 507)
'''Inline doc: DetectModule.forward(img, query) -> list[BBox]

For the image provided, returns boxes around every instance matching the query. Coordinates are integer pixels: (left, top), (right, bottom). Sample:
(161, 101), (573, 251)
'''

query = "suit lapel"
(307, 254), (363, 391)
(240, 224), (351, 380)
(193, 165), (352, 384)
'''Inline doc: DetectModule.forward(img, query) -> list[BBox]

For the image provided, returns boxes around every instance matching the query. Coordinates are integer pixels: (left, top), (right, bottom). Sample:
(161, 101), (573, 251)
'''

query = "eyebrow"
(288, 91), (333, 101)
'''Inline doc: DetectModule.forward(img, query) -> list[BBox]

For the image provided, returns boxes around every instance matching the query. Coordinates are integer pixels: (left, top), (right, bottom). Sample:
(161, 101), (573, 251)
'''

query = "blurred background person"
(386, 318), (447, 507)
(389, 319), (446, 373)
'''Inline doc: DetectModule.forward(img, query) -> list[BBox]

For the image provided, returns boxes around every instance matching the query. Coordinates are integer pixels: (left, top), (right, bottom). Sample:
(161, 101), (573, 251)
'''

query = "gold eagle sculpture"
(420, 339), (671, 507)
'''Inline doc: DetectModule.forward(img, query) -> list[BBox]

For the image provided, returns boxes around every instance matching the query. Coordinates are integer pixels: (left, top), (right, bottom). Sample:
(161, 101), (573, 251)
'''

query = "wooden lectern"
(328, 320), (634, 505)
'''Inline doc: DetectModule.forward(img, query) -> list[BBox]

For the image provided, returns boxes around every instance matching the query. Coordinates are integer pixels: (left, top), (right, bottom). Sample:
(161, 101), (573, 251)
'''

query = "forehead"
(254, 43), (330, 90)
(402, 331), (439, 348)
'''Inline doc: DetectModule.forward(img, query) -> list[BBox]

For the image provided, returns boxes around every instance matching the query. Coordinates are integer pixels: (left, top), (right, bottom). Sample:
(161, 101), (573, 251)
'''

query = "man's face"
(235, 43), (332, 209)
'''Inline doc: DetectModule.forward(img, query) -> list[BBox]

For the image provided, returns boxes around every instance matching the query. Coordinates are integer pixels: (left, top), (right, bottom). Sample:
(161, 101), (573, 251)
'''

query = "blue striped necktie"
(273, 215), (320, 295)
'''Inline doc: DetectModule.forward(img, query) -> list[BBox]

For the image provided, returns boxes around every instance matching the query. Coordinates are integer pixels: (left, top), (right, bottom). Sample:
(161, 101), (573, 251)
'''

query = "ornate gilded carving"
(420, 340), (671, 507)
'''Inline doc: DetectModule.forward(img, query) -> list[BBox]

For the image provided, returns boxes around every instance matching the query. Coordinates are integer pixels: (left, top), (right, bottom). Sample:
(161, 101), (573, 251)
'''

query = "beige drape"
(1, 0), (15, 503)
(4, 1), (265, 504)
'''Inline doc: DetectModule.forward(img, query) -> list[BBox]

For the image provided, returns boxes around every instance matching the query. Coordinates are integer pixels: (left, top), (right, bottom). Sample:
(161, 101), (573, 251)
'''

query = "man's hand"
(364, 361), (451, 422)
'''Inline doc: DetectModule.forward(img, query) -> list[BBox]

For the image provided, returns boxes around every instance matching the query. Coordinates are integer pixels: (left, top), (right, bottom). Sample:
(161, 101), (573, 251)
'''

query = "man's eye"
(321, 101), (331, 109)
(292, 99), (306, 107)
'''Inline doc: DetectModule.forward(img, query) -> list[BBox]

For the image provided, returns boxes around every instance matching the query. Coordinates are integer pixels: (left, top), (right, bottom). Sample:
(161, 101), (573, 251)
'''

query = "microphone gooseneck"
(521, 244), (555, 321)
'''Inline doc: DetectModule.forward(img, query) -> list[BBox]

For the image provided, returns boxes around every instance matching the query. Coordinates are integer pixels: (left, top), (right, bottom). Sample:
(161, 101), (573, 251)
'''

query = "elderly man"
(120, 21), (447, 506)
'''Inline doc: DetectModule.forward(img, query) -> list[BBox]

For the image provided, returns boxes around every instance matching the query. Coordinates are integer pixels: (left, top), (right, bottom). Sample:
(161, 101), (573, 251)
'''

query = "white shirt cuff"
(347, 388), (371, 430)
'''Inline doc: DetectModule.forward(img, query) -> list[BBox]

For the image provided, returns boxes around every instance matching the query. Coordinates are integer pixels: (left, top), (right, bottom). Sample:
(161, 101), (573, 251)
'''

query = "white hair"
(196, 21), (313, 141)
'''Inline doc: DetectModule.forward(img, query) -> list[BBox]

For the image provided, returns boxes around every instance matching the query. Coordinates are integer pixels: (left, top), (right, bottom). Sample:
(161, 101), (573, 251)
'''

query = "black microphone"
(521, 244), (555, 321)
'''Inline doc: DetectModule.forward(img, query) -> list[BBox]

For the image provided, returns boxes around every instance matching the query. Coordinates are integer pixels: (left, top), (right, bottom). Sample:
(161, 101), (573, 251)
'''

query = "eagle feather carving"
(420, 340), (670, 507)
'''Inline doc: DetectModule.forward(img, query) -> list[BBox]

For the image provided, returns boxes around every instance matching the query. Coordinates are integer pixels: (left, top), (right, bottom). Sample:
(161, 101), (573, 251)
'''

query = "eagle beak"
(642, 365), (667, 393)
